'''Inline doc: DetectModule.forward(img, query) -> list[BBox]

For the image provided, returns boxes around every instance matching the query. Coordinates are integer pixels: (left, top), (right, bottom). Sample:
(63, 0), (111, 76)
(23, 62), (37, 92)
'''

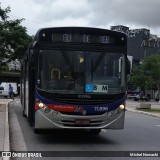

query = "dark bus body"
(21, 27), (127, 134)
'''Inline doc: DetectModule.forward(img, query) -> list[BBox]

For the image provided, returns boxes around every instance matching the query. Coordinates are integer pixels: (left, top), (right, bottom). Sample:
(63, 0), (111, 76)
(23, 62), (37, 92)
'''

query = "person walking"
(8, 84), (14, 100)
(139, 90), (144, 101)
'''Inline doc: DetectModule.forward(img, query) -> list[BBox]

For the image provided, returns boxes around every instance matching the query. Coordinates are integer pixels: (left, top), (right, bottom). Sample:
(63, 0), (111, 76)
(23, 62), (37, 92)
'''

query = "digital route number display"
(39, 32), (125, 45)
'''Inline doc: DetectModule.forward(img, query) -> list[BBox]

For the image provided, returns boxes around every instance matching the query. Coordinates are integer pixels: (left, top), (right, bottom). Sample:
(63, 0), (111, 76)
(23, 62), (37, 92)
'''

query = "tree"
(129, 52), (160, 99)
(129, 65), (147, 90)
(0, 4), (32, 71)
(142, 53), (160, 92)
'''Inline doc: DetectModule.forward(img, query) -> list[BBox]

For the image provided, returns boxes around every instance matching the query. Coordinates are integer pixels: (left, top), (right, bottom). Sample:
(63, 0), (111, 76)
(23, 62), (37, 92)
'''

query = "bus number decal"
(99, 36), (110, 44)
(63, 34), (72, 42)
(94, 106), (108, 111)
(82, 35), (90, 43)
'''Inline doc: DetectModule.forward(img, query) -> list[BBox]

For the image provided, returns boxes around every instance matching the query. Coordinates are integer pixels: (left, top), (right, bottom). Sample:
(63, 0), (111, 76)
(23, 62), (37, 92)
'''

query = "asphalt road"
(9, 100), (160, 160)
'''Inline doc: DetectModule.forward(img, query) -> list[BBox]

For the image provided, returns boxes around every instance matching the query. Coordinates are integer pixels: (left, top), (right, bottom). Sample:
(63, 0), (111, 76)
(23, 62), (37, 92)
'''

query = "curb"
(3, 100), (12, 160)
(126, 108), (160, 118)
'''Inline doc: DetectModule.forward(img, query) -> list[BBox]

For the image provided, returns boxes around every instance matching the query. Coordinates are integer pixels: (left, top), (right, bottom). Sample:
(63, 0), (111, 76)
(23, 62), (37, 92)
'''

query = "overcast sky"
(1, 0), (160, 36)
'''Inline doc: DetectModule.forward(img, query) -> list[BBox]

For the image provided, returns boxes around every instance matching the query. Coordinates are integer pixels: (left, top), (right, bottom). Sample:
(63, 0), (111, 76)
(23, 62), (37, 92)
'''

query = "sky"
(1, 0), (160, 36)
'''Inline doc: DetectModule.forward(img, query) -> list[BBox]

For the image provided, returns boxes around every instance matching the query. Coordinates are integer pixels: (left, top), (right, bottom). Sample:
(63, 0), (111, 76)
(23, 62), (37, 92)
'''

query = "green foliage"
(129, 65), (147, 89)
(0, 4), (32, 72)
(142, 53), (160, 81)
(129, 52), (160, 90)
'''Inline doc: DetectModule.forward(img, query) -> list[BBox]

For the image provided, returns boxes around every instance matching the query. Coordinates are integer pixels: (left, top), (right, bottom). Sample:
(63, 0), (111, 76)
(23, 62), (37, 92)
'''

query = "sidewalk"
(126, 101), (160, 118)
(0, 99), (12, 160)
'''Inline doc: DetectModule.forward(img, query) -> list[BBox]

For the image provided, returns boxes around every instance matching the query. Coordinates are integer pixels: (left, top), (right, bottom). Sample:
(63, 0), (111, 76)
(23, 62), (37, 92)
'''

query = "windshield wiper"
(92, 52), (105, 72)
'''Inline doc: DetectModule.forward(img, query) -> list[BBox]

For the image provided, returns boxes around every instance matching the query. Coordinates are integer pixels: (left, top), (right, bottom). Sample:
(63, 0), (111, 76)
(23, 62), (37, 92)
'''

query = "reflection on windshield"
(37, 50), (126, 94)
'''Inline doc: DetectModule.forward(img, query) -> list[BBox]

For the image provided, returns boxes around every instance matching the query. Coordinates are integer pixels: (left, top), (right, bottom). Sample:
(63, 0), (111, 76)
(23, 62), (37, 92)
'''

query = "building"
(0, 59), (21, 83)
(7, 59), (21, 71)
(111, 25), (160, 66)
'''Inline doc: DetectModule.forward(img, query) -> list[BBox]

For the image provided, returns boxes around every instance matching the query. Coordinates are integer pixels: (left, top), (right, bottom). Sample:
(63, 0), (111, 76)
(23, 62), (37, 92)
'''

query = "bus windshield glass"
(37, 50), (126, 94)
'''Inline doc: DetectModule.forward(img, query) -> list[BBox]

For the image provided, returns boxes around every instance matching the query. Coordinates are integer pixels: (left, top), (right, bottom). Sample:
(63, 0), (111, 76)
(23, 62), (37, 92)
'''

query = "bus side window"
(51, 69), (61, 80)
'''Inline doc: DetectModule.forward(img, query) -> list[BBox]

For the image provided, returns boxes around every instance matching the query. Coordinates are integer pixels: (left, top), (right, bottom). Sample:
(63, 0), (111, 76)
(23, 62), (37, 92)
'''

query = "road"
(8, 100), (160, 160)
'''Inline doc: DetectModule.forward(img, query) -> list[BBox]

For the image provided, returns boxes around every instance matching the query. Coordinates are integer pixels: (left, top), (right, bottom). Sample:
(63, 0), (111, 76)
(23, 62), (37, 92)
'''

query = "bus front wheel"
(34, 128), (41, 134)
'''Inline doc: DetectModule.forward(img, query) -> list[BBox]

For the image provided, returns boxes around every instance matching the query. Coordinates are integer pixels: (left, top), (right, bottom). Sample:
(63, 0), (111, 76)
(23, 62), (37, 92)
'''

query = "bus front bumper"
(34, 109), (125, 130)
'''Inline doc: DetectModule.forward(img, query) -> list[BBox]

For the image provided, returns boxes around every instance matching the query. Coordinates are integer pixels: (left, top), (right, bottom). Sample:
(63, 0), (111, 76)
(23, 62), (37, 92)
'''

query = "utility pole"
(14, 62), (16, 71)
(143, 44), (148, 59)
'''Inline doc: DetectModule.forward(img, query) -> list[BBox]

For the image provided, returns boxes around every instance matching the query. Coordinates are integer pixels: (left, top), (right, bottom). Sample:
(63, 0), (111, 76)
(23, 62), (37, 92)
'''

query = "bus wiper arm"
(61, 50), (71, 67)
(92, 52), (105, 72)
(61, 51), (74, 72)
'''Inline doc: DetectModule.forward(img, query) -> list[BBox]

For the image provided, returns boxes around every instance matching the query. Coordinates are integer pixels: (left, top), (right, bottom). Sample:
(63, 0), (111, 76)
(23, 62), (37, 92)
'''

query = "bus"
(21, 27), (128, 134)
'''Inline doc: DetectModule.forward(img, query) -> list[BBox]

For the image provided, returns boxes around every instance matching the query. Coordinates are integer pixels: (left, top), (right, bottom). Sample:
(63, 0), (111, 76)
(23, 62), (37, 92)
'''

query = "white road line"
(156, 125), (160, 127)
(102, 129), (108, 133)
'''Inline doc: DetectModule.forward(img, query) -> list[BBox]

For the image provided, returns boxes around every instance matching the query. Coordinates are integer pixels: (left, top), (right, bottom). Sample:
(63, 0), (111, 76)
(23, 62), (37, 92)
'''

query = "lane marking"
(102, 129), (108, 133)
(156, 125), (160, 127)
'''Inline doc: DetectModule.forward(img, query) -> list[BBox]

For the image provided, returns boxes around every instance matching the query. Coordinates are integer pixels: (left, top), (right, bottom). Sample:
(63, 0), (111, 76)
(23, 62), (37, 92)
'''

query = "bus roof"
(34, 26), (126, 41)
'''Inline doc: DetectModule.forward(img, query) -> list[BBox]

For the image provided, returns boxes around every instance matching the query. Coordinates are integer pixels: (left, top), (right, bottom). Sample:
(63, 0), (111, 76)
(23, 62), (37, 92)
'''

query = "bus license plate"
(75, 119), (90, 125)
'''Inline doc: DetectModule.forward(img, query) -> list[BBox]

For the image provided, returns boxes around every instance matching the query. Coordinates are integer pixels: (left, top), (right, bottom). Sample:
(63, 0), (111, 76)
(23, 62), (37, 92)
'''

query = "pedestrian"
(8, 84), (14, 100)
(139, 90), (144, 101)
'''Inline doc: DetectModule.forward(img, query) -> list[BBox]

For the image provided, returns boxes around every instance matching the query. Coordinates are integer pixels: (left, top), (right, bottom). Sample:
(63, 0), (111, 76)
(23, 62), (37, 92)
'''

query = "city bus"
(20, 27), (128, 134)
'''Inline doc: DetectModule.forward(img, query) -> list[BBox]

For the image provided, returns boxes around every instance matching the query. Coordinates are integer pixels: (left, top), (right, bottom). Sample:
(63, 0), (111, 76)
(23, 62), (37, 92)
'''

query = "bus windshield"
(37, 49), (126, 94)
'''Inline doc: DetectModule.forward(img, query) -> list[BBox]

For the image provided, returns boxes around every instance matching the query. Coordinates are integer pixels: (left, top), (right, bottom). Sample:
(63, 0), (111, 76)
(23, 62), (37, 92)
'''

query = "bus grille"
(60, 112), (106, 116)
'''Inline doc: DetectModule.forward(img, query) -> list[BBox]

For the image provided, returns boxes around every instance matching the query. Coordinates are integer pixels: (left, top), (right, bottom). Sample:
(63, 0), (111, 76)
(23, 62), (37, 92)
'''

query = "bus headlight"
(38, 103), (44, 108)
(119, 104), (125, 110)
